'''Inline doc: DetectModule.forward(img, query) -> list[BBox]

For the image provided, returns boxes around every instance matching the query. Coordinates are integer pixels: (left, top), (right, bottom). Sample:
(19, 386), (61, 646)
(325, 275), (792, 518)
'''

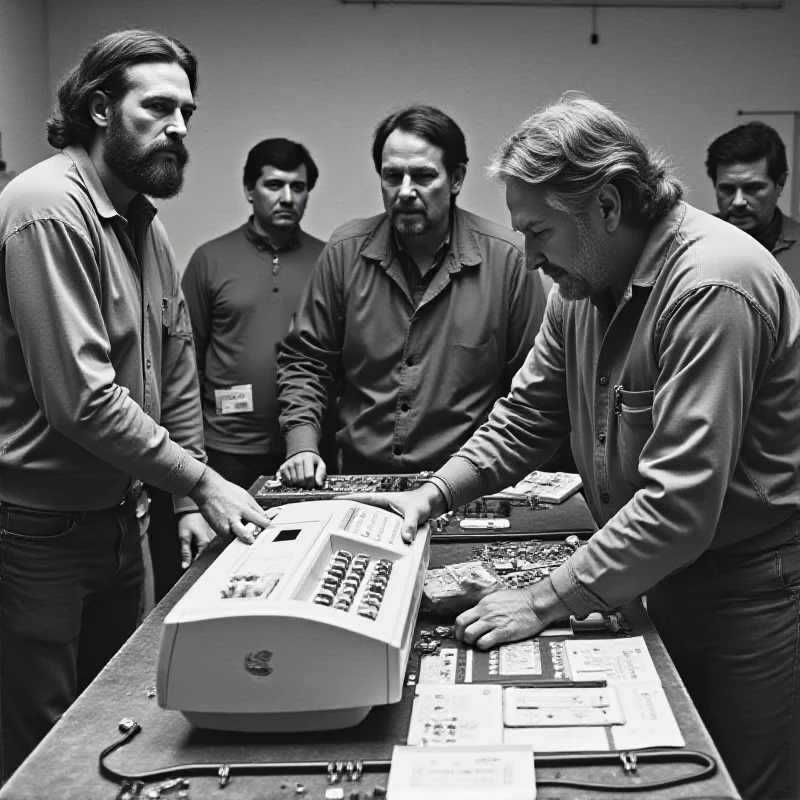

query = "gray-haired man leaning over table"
(353, 94), (800, 800)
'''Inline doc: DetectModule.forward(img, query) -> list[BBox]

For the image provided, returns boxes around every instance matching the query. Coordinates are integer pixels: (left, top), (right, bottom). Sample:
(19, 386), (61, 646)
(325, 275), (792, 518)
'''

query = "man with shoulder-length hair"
(355, 94), (800, 799)
(276, 104), (549, 486)
(706, 120), (800, 287)
(0, 29), (269, 781)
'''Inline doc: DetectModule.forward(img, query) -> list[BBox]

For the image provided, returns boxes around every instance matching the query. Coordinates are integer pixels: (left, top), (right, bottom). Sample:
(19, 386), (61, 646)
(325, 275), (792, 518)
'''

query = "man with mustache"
(135, 140), (326, 599)
(707, 121), (800, 288)
(276, 105), (549, 485)
(355, 95), (800, 799)
(0, 29), (268, 782)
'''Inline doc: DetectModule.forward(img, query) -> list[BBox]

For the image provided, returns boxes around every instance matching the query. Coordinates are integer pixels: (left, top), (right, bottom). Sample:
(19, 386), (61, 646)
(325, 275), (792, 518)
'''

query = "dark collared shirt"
(433, 202), (800, 615)
(243, 215), (303, 255)
(182, 222), (325, 454)
(276, 206), (548, 473)
(771, 211), (800, 289)
(0, 146), (205, 510)
(393, 226), (451, 308)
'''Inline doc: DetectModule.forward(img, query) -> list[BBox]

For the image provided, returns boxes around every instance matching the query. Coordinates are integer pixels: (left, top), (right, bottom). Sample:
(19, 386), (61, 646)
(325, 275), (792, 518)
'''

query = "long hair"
(372, 104), (468, 177)
(46, 29), (197, 150)
(488, 93), (683, 227)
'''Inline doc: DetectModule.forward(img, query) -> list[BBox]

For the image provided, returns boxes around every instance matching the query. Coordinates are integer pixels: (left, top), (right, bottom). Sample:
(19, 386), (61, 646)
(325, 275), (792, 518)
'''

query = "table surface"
(2, 500), (740, 800)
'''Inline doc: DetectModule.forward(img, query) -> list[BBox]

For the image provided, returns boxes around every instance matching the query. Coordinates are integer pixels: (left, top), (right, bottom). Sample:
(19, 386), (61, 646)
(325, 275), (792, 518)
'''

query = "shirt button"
(393, 446), (403, 456)
(273, 287), (279, 293)
(401, 403), (410, 412)
(597, 431), (606, 443)
(146, 359), (151, 370)
(405, 357), (414, 367)
(600, 492), (610, 504)
(599, 375), (609, 386)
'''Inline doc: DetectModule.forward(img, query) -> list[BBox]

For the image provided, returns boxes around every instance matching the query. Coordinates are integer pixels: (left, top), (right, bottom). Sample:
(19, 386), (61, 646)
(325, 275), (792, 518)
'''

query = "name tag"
(215, 384), (254, 415)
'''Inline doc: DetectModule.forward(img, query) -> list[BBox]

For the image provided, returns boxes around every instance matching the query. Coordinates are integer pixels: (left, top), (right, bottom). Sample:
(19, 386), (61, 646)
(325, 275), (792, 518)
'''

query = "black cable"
(100, 721), (717, 792)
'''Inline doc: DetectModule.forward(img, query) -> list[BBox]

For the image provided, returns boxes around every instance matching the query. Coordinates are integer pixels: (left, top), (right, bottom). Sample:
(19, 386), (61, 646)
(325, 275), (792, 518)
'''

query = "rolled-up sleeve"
(4, 219), (203, 497)
(549, 284), (773, 615)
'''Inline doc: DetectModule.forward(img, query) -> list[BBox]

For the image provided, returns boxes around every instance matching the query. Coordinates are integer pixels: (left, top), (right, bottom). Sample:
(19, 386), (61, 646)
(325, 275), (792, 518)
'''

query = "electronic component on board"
(157, 500), (430, 733)
(250, 473), (434, 508)
(459, 518), (511, 530)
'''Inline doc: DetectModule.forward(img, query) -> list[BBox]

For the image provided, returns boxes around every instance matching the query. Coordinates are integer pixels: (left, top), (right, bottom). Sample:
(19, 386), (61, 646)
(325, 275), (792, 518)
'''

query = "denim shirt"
(0, 146), (205, 510)
(433, 202), (800, 615)
(276, 206), (548, 473)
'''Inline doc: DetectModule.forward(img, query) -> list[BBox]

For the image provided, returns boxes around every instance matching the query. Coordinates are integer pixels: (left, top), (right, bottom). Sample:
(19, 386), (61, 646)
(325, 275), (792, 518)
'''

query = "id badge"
(215, 384), (254, 414)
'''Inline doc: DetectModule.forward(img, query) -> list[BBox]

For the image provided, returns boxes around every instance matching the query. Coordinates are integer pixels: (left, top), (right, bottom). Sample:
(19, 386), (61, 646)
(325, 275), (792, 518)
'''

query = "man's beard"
(553, 215), (613, 301)
(391, 206), (429, 236)
(103, 108), (189, 199)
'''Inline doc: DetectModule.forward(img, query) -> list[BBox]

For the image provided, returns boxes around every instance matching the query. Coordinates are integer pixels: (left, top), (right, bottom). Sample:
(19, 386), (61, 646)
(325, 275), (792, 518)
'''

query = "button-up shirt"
(276, 206), (548, 473)
(0, 146), (205, 511)
(772, 211), (800, 289)
(433, 202), (800, 615)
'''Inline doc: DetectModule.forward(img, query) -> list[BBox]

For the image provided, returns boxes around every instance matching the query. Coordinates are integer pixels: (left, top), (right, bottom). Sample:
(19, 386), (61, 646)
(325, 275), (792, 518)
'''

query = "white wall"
(43, 0), (800, 269)
(0, 0), (51, 175)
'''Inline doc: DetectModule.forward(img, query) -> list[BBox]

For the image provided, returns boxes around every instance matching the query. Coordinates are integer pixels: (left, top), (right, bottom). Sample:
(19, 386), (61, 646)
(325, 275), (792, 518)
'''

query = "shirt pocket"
(617, 387), (654, 486)
(446, 333), (500, 393)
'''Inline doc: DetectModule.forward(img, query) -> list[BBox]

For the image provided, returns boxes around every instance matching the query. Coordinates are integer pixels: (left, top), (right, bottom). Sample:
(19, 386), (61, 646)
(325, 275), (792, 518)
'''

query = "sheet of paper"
(499, 641), (542, 675)
(565, 636), (661, 685)
(418, 648), (460, 685)
(611, 683), (686, 750)
(407, 684), (504, 746)
(503, 725), (610, 752)
(387, 745), (536, 800)
(503, 686), (625, 727)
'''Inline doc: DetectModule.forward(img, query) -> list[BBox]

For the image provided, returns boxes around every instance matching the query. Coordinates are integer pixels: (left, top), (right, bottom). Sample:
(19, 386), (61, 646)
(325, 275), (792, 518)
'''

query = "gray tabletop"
(2, 507), (740, 800)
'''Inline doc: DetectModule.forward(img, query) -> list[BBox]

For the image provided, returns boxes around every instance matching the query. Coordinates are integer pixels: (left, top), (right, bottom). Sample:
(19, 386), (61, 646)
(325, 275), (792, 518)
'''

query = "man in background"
(145, 139), (325, 598)
(277, 105), (549, 486)
(707, 120), (800, 286)
(0, 29), (268, 782)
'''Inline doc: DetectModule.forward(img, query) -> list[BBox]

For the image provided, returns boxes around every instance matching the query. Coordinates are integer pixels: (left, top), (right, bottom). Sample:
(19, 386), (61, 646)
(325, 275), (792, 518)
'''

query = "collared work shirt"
(394, 227), (451, 308)
(0, 146), (205, 511)
(276, 206), (548, 473)
(772, 211), (800, 289)
(434, 202), (800, 615)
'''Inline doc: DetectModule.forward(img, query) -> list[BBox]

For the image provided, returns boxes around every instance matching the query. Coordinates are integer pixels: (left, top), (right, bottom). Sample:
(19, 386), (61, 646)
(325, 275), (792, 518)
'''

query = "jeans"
(0, 499), (143, 784)
(648, 512), (800, 800)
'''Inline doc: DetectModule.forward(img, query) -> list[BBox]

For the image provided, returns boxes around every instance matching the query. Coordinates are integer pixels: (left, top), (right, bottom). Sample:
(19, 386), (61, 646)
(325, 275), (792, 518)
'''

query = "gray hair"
(488, 93), (683, 226)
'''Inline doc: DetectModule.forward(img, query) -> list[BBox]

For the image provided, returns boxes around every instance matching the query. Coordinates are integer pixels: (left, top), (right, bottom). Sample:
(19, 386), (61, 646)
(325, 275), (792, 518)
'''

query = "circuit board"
(250, 473), (434, 509)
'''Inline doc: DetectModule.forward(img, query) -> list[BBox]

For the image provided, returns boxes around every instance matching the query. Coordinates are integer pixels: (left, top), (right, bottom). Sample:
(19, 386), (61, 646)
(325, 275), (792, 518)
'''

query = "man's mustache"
(147, 141), (189, 166)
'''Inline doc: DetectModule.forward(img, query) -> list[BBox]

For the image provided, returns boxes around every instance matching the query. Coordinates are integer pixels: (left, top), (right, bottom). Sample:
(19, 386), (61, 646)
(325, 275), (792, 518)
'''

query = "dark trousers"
(648, 512), (800, 800)
(145, 448), (285, 603)
(205, 447), (285, 492)
(0, 500), (143, 784)
(143, 485), (183, 603)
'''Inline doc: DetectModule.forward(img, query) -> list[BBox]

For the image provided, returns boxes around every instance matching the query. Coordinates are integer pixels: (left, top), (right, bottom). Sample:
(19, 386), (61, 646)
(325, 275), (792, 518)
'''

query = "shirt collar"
(773, 210), (800, 254)
(625, 201), (688, 291)
(63, 144), (157, 225)
(361, 205), (482, 272)
(391, 214), (452, 268)
(244, 216), (302, 254)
